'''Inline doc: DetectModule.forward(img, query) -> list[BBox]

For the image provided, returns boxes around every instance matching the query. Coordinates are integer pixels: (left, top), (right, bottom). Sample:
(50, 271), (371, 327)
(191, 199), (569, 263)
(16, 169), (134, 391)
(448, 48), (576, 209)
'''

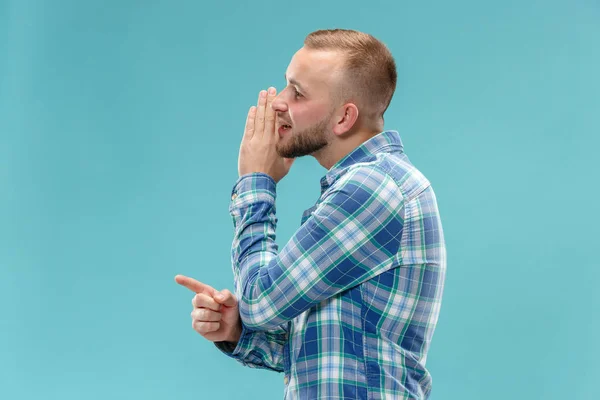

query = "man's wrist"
(225, 319), (243, 344)
(231, 173), (277, 200)
(215, 320), (244, 354)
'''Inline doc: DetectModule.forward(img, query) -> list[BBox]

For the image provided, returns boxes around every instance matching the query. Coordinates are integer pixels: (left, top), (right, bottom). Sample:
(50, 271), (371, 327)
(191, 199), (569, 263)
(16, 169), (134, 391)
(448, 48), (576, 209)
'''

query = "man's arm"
(175, 275), (287, 372)
(230, 165), (406, 330)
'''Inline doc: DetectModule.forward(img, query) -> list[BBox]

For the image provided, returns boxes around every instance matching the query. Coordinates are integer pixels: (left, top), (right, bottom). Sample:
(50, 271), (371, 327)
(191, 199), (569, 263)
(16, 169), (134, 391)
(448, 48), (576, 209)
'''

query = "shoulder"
(325, 163), (403, 211)
(331, 154), (431, 203)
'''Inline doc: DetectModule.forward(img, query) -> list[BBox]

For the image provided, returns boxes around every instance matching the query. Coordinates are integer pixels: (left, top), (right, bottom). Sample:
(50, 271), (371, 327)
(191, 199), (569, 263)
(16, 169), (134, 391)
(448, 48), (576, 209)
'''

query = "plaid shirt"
(216, 130), (446, 399)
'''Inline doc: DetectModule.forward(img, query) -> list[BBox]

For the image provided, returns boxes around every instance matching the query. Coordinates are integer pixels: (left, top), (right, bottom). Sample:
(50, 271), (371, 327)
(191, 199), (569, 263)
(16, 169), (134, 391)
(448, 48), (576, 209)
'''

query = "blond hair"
(304, 29), (397, 122)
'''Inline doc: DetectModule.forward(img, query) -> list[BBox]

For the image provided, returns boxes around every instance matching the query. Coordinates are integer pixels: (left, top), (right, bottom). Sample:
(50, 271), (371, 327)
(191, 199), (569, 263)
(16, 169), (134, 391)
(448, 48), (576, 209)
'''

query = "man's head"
(272, 29), (397, 159)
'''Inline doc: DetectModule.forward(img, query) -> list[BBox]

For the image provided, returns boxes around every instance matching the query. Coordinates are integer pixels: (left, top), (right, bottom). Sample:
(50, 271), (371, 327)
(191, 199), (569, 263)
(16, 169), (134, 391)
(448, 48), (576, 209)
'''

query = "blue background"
(1, 0), (598, 398)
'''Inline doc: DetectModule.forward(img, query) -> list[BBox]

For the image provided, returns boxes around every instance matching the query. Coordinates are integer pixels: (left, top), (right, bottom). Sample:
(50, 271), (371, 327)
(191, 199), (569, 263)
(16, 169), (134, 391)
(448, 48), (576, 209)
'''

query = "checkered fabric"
(216, 130), (446, 399)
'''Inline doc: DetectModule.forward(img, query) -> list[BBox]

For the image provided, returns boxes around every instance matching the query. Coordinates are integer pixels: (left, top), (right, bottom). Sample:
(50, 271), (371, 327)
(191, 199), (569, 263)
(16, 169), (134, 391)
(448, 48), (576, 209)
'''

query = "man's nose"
(271, 93), (287, 113)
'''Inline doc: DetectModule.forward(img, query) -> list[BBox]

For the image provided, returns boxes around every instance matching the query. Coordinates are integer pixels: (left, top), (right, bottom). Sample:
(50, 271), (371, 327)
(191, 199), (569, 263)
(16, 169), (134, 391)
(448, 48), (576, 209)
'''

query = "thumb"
(214, 289), (237, 308)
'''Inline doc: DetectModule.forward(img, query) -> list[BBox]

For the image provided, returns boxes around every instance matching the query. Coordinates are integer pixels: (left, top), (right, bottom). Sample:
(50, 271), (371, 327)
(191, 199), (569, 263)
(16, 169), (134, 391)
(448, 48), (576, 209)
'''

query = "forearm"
(229, 173), (282, 330)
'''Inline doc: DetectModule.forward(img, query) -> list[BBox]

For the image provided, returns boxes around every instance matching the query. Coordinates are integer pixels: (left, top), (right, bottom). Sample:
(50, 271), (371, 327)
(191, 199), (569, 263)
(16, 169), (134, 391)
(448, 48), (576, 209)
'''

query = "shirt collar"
(319, 130), (404, 192)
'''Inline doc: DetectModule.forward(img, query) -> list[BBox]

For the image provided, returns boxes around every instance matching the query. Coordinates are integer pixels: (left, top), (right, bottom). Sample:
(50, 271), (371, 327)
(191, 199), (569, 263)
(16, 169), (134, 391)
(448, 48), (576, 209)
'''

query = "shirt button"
(284, 376), (289, 385)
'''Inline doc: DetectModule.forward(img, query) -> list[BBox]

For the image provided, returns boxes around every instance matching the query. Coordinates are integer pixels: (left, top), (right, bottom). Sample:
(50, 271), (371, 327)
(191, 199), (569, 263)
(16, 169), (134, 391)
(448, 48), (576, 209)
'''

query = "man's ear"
(332, 103), (359, 136)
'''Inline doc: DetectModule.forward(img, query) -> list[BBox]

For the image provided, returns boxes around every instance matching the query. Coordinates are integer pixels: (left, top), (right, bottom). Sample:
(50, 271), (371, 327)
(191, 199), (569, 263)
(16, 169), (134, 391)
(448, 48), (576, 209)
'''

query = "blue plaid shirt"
(217, 130), (446, 399)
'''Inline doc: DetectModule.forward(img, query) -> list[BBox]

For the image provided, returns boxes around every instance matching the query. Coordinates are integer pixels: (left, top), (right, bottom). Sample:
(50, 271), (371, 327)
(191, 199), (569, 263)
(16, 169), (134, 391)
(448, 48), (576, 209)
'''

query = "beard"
(276, 116), (330, 159)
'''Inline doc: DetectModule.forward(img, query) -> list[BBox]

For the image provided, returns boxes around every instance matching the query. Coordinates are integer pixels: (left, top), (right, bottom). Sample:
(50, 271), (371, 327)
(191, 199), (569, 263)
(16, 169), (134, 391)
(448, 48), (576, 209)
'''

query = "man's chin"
(276, 147), (300, 159)
(277, 144), (307, 159)
(276, 135), (328, 158)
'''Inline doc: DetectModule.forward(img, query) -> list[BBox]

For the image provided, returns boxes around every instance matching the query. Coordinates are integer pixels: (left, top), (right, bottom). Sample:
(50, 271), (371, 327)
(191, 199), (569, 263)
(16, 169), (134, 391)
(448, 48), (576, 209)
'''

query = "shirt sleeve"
(229, 166), (405, 331)
(214, 322), (287, 372)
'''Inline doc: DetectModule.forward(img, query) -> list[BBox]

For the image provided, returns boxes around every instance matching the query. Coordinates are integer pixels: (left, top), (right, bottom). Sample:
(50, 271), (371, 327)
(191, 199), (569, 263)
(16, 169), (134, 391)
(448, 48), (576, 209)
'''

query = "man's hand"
(238, 87), (295, 183)
(174, 274), (242, 344)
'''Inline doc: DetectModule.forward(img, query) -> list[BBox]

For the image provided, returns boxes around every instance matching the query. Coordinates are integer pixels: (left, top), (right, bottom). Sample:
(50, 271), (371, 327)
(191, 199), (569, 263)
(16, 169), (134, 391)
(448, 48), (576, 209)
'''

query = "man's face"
(272, 47), (344, 158)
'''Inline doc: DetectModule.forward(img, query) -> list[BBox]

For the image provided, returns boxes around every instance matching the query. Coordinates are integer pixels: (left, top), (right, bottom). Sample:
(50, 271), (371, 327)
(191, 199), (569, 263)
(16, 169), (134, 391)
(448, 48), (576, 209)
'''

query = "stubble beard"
(276, 118), (330, 159)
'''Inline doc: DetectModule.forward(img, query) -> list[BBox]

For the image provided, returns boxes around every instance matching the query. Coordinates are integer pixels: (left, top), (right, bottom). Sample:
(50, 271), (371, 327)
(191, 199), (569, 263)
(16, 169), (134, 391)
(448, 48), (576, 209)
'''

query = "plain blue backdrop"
(1, 0), (598, 399)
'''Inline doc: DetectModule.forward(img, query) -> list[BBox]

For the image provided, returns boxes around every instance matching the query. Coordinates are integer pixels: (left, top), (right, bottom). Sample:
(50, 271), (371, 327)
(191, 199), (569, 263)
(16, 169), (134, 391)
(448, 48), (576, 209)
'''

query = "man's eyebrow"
(284, 74), (307, 92)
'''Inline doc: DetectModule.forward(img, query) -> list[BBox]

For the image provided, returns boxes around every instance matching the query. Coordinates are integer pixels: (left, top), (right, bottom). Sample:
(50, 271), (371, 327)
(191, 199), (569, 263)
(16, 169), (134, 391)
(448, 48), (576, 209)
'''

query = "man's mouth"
(278, 124), (292, 135)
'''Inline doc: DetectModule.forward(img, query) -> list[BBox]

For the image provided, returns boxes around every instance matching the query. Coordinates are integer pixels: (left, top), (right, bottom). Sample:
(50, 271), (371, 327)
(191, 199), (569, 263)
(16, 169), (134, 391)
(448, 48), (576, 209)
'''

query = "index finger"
(174, 274), (217, 296)
(255, 90), (267, 138)
(265, 87), (276, 138)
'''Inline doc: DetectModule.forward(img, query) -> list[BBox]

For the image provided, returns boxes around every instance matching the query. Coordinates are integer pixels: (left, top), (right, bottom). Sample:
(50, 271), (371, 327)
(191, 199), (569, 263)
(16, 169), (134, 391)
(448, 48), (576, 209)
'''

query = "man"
(176, 29), (446, 399)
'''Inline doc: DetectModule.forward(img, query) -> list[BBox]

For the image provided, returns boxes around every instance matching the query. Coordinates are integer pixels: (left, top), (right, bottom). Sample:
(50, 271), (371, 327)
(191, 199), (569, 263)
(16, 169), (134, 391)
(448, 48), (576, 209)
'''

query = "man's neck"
(313, 128), (383, 170)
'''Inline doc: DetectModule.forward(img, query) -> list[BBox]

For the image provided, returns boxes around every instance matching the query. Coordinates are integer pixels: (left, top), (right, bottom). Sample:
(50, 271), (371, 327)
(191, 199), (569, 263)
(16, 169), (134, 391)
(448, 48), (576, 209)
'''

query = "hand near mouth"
(237, 87), (296, 183)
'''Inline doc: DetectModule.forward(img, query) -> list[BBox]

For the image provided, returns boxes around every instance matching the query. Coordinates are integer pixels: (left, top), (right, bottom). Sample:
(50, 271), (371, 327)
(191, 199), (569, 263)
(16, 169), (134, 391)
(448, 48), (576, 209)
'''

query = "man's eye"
(294, 89), (303, 98)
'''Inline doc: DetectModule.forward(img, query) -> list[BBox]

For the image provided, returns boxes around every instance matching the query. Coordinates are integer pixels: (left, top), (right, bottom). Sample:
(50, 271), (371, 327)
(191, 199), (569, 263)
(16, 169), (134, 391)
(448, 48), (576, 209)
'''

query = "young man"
(176, 29), (446, 399)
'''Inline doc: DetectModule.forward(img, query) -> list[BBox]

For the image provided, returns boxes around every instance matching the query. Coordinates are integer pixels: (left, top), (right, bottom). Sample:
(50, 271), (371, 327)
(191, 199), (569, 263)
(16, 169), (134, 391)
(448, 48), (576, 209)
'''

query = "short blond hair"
(304, 29), (397, 122)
